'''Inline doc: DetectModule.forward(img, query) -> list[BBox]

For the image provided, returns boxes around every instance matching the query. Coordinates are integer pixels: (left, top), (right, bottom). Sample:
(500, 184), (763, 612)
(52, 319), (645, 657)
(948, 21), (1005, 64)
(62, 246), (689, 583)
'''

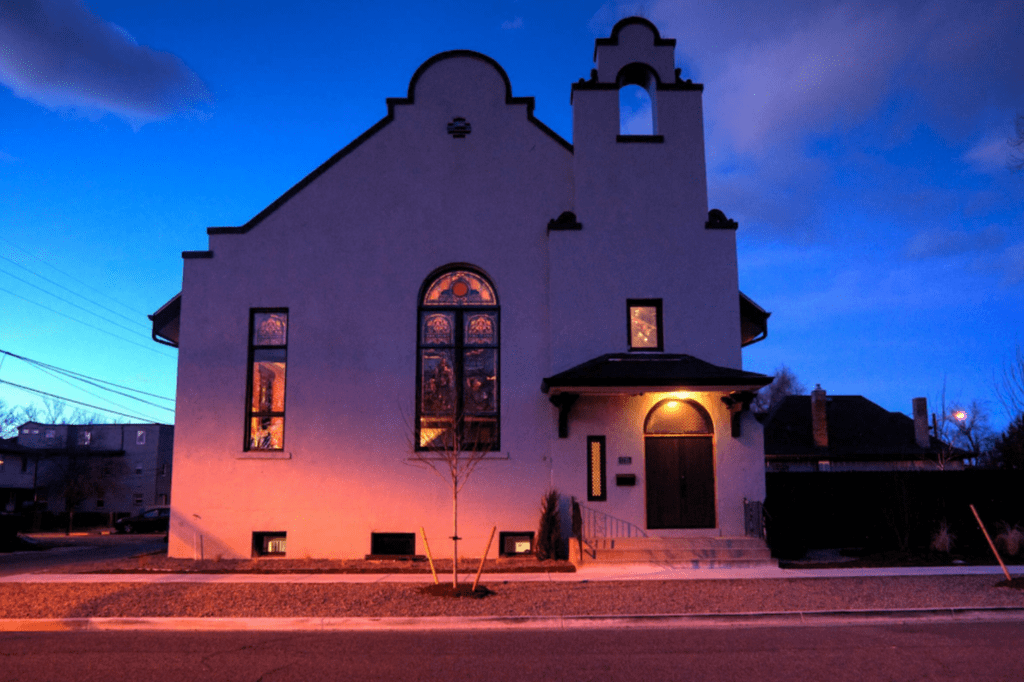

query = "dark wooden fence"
(765, 470), (1024, 559)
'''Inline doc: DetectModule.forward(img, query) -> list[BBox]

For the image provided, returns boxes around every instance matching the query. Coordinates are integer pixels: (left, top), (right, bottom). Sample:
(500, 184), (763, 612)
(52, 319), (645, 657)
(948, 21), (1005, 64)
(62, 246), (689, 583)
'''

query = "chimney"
(912, 397), (930, 448)
(811, 384), (828, 449)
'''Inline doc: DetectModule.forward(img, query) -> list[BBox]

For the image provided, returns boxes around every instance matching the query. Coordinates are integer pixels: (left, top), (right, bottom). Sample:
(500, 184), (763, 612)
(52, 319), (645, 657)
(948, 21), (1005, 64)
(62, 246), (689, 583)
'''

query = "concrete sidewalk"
(1, 562), (1022, 583)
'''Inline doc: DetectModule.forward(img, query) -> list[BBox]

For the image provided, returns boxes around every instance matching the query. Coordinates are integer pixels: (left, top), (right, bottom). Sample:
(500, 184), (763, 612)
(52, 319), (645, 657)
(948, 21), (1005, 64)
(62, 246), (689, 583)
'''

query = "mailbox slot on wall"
(615, 474), (636, 486)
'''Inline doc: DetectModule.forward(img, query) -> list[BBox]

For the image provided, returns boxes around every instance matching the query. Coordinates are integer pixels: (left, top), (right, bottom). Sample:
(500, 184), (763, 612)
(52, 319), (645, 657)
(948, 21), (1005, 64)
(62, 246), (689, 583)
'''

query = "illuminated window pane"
(422, 312), (454, 346)
(420, 350), (456, 415)
(587, 436), (607, 501)
(464, 313), (497, 345)
(644, 399), (713, 435)
(628, 299), (662, 350)
(422, 270), (496, 307)
(246, 310), (287, 451)
(251, 357), (286, 412)
(417, 268), (499, 451)
(463, 348), (496, 414)
(253, 312), (287, 346)
(250, 417), (285, 450)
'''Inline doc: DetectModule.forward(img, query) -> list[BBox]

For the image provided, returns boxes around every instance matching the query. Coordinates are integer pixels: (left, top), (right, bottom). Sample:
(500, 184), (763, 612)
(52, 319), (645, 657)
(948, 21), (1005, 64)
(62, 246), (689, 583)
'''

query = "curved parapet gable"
(204, 51), (571, 240)
(593, 16), (677, 85)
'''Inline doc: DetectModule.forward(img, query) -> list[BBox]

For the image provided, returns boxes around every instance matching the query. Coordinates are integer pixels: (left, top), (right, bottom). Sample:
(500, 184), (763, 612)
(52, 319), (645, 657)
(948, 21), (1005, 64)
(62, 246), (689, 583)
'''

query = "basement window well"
(369, 532), (416, 558)
(499, 531), (535, 557)
(252, 532), (287, 557)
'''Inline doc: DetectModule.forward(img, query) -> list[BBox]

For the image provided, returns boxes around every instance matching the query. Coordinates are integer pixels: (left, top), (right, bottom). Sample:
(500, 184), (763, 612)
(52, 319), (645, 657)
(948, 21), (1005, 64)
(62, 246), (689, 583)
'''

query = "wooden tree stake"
(472, 526), (497, 592)
(420, 526), (438, 585)
(970, 504), (1012, 582)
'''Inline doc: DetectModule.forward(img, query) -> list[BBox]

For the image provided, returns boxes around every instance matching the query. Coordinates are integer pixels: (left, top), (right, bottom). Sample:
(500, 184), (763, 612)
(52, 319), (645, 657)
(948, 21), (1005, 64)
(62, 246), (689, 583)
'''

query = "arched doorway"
(644, 399), (715, 529)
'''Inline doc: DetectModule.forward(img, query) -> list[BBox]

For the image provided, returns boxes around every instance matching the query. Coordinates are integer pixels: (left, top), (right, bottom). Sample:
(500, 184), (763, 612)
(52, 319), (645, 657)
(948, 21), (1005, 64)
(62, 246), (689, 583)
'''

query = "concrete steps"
(578, 536), (776, 568)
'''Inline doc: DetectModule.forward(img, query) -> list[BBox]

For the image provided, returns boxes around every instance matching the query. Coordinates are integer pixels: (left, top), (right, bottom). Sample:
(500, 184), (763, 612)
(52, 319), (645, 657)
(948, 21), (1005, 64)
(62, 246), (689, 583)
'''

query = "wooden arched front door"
(644, 399), (715, 529)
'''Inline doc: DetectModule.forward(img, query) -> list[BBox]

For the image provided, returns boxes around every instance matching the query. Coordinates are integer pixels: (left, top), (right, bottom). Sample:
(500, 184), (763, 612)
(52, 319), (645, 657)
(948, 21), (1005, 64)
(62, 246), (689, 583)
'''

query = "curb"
(3, 607), (1024, 633)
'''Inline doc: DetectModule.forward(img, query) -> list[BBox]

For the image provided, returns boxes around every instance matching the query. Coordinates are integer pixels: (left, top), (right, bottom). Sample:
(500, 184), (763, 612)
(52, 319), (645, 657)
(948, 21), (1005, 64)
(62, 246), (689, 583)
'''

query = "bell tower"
(548, 17), (742, 371)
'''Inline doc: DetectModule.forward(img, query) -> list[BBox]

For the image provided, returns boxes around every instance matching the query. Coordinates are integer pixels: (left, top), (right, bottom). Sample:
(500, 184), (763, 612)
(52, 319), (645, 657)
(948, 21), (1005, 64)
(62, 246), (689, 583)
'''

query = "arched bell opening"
(617, 62), (659, 136)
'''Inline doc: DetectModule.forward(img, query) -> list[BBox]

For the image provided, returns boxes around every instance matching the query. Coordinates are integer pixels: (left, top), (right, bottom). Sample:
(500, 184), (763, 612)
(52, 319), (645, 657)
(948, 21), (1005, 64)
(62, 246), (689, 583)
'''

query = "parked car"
(115, 507), (169, 534)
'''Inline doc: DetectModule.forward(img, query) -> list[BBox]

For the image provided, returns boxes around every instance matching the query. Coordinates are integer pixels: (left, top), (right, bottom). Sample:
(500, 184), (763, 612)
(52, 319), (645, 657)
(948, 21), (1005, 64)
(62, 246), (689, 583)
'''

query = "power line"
(0, 379), (163, 423)
(0, 254), (150, 331)
(1, 241), (149, 317)
(0, 349), (175, 403)
(0, 286), (176, 359)
(0, 267), (153, 340)
(28, 361), (170, 419)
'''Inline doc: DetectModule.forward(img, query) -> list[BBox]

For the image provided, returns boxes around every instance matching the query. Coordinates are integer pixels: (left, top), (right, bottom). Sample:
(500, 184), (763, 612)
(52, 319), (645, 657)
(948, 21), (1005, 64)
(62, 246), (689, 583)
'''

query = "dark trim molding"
(547, 211), (582, 231)
(571, 80), (703, 96)
(617, 135), (664, 143)
(182, 250), (213, 259)
(706, 209), (738, 230)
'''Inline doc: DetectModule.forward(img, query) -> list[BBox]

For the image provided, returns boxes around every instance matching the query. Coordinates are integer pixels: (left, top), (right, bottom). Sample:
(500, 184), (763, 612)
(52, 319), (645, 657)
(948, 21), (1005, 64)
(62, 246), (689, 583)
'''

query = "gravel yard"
(2, 575), (1023, 619)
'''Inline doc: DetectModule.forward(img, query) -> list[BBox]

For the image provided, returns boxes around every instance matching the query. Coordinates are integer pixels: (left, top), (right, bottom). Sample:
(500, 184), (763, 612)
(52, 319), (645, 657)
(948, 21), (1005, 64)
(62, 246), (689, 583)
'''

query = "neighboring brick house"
(763, 387), (956, 472)
(0, 422), (173, 516)
(151, 18), (772, 561)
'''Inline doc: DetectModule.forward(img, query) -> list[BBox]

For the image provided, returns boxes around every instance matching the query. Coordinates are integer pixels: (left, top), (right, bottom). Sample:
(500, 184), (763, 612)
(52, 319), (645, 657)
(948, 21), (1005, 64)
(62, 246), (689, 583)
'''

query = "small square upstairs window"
(136, 430), (146, 445)
(627, 299), (663, 351)
(78, 430), (92, 446)
(133, 493), (144, 505)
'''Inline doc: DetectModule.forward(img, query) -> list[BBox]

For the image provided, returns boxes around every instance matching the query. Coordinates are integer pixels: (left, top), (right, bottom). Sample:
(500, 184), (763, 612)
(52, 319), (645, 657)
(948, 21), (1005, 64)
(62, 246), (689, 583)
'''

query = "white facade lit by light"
(153, 18), (772, 562)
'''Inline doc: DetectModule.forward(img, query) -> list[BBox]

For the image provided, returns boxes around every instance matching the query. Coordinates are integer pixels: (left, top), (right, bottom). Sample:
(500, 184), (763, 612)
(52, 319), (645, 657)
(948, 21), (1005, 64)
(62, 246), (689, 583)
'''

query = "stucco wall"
(166, 24), (764, 560)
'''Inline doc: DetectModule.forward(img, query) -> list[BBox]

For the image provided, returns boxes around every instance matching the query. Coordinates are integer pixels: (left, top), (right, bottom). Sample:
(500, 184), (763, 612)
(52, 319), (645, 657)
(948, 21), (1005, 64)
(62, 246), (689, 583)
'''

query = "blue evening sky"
(1, 0), (1022, 431)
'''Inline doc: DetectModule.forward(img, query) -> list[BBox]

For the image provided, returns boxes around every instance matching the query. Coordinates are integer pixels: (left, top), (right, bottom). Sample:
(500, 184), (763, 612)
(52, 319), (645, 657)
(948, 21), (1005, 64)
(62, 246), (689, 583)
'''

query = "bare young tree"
(931, 382), (995, 469)
(751, 365), (806, 414)
(409, 405), (494, 589)
(0, 399), (24, 439)
(996, 345), (1024, 419)
(993, 413), (1024, 470)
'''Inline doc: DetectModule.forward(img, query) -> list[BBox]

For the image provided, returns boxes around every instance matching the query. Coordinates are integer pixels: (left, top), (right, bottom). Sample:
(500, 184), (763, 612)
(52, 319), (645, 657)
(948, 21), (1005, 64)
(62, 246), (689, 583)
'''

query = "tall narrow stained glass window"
(417, 269), (499, 451)
(587, 436), (607, 501)
(246, 310), (288, 451)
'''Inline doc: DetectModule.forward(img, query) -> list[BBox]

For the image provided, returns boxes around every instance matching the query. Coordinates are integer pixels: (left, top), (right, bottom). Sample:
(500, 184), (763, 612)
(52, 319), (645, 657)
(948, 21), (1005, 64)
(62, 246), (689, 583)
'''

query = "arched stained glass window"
(422, 271), (496, 306)
(644, 399), (713, 435)
(417, 267), (499, 451)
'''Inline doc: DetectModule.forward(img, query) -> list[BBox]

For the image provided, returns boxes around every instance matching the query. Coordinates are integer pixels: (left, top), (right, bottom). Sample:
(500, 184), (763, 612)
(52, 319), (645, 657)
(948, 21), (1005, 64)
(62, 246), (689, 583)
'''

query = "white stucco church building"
(151, 17), (773, 563)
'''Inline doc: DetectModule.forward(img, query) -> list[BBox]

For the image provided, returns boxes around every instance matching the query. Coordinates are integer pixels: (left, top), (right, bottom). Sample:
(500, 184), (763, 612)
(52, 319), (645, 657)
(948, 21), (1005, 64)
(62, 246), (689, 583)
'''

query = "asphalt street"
(0, 534), (166, 577)
(2, 621), (1023, 682)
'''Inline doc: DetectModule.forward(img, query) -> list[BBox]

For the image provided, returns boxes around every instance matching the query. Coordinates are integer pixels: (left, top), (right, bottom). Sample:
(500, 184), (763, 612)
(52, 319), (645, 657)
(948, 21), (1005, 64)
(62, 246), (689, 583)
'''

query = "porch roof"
(541, 353), (772, 395)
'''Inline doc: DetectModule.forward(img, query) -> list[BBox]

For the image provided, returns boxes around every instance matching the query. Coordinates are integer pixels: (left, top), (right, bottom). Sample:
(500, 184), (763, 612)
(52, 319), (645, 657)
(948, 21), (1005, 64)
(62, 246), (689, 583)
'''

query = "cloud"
(501, 17), (524, 30)
(0, 0), (211, 126)
(963, 134), (1015, 173)
(709, 3), (907, 156)
(586, 0), (1024, 247)
(0, 150), (18, 163)
(635, 0), (1024, 155)
(1000, 242), (1024, 285)
(905, 225), (1006, 259)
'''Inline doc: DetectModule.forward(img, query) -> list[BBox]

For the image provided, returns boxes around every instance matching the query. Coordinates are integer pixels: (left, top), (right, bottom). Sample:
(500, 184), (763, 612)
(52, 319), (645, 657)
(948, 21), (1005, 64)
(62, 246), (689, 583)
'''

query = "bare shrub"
(930, 520), (956, 554)
(995, 522), (1024, 556)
